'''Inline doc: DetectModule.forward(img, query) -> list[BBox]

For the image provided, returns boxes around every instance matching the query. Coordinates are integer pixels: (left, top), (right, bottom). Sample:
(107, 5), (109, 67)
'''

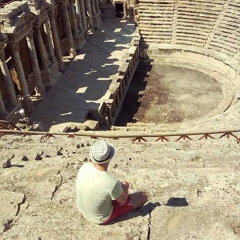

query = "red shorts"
(104, 196), (134, 223)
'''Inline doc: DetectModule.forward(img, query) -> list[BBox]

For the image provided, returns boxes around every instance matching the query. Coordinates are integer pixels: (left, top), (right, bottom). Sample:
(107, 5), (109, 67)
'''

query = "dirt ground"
(115, 60), (222, 126)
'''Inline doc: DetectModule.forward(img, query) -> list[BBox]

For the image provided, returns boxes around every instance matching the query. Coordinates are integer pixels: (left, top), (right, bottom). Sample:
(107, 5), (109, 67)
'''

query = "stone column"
(10, 43), (34, 112)
(62, 1), (76, 56)
(48, 7), (65, 71)
(81, 0), (88, 32)
(69, 0), (82, 51)
(0, 90), (7, 117)
(0, 51), (18, 106)
(26, 32), (45, 97)
(36, 27), (49, 71)
(75, 0), (83, 31)
(90, 0), (101, 29)
(69, 0), (79, 38)
(43, 20), (57, 64)
(91, 0), (97, 15)
(84, 0), (94, 31)
(95, 0), (100, 13)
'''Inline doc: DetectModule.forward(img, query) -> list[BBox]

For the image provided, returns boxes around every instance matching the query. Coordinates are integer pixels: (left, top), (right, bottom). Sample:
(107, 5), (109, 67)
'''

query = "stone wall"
(99, 31), (141, 128)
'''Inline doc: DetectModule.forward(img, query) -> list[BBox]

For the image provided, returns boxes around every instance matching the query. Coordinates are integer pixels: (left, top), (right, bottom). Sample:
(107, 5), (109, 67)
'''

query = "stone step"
(150, 205), (240, 240)
(1, 133), (239, 239)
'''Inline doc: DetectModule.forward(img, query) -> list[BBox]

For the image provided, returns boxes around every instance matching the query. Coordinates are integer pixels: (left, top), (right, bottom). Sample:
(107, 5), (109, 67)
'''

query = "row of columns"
(0, 11), (65, 115)
(0, 49), (18, 116)
(0, 0), (101, 118)
(58, 0), (100, 54)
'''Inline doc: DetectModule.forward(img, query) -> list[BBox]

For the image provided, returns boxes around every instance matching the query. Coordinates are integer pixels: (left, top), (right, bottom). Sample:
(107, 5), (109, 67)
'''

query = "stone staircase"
(0, 132), (239, 239)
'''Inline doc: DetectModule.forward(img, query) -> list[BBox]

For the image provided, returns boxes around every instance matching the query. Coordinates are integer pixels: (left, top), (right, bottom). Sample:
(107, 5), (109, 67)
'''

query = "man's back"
(75, 162), (123, 224)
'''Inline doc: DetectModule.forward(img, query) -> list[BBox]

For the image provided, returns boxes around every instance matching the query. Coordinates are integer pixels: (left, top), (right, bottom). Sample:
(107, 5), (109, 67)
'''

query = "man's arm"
(115, 191), (128, 205)
(115, 181), (129, 205)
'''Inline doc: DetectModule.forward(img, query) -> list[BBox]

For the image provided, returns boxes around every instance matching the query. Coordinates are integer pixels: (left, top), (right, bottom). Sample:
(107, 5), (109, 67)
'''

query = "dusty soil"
(115, 60), (222, 126)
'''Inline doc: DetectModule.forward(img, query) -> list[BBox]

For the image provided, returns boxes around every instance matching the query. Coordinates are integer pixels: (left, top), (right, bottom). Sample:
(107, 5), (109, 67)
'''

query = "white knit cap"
(89, 140), (115, 164)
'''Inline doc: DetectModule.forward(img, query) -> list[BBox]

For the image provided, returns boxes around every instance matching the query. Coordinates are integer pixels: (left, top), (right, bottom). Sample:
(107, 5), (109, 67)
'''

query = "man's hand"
(121, 181), (129, 195)
(115, 181), (129, 205)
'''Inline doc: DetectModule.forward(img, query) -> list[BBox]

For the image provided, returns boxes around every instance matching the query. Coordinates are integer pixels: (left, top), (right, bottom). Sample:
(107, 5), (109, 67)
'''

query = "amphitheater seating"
(137, 0), (174, 43)
(208, 2), (240, 57)
(137, 0), (240, 61)
(176, 0), (224, 47)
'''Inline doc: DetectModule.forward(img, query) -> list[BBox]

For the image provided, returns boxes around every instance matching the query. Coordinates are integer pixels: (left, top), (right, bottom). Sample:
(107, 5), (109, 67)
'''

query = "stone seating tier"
(0, 134), (239, 239)
(137, 0), (240, 61)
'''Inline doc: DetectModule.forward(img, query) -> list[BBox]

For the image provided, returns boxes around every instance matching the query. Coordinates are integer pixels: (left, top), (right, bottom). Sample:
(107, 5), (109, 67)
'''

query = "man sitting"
(75, 139), (148, 224)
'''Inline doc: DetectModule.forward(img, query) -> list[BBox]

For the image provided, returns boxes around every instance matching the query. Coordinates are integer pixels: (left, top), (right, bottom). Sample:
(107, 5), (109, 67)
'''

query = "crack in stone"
(145, 202), (161, 239)
(15, 194), (26, 216)
(147, 211), (152, 240)
(51, 171), (63, 200)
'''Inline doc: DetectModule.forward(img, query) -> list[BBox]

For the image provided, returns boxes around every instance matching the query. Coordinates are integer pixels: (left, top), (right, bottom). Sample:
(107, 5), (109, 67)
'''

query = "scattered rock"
(56, 146), (63, 155)
(29, 121), (44, 131)
(35, 154), (42, 161)
(2, 154), (15, 168)
(3, 159), (11, 168)
(76, 143), (84, 148)
(37, 151), (44, 156)
(63, 124), (79, 133)
(35, 151), (44, 161)
(21, 156), (28, 161)
(57, 151), (63, 156)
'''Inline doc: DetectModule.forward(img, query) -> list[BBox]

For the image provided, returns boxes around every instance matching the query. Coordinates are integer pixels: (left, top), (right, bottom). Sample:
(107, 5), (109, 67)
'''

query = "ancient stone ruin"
(0, 0), (240, 239)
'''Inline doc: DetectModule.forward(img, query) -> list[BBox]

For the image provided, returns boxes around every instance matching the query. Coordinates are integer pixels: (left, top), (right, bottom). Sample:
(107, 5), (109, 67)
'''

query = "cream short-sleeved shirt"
(76, 162), (123, 224)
